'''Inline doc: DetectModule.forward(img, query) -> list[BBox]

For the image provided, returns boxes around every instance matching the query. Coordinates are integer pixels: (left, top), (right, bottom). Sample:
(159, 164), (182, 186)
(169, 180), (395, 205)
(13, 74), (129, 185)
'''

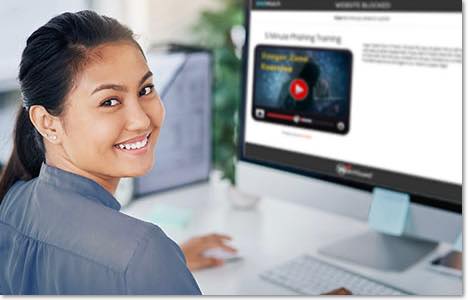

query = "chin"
(120, 161), (154, 178)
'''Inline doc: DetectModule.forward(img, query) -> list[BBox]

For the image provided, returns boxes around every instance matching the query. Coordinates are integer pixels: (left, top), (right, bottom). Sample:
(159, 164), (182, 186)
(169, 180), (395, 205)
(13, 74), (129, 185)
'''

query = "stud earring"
(48, 135), (57, 141)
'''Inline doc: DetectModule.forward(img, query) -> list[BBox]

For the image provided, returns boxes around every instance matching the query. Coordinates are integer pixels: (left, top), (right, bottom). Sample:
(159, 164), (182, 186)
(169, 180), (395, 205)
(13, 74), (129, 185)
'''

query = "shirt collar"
(38, 163), (121, 211)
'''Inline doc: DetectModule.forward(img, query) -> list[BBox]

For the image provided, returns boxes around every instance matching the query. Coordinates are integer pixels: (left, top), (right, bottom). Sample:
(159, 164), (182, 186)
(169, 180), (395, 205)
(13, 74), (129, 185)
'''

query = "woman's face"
(58, 41), (164, 180)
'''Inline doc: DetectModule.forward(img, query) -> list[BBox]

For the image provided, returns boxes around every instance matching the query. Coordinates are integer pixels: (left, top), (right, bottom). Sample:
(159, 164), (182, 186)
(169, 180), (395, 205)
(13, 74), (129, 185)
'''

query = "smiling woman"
(39, 41), (165, 190)
(0, 10), (201, 295)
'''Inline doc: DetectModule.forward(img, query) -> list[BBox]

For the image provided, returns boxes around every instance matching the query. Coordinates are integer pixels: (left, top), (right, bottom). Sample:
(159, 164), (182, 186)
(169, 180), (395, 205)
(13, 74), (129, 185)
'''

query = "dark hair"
(0, 10), (139, 203)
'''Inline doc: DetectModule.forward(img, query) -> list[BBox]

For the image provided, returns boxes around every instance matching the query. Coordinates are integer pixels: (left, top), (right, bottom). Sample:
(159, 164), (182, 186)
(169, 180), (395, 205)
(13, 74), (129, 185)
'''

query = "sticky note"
(368, 188), (410, 236)
(453, 233), (462, 252)
(144, 204), (192, 229)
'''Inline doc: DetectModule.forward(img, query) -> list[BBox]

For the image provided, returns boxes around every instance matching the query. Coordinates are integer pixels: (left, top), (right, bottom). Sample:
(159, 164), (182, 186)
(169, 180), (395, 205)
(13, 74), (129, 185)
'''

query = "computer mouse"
(203, 248), (242, 262)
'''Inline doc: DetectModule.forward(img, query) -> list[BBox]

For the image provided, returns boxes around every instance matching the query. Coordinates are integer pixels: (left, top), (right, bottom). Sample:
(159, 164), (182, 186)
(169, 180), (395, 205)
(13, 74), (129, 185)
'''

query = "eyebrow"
(91, 71), (153, 95)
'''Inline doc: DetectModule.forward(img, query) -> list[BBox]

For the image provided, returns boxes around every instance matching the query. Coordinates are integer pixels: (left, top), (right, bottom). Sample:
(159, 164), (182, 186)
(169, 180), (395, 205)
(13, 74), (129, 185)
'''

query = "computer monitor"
(237, 0), (462, 271)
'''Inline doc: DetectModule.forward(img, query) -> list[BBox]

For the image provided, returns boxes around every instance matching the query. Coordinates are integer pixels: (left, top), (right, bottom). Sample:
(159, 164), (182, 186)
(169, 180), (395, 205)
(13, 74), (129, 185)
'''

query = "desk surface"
(121, 176), (462, 295)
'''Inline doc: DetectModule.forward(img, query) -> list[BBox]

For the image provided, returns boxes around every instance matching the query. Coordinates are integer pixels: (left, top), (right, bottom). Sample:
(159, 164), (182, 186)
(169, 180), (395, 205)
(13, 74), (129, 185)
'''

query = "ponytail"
(0, 106), (45, 202)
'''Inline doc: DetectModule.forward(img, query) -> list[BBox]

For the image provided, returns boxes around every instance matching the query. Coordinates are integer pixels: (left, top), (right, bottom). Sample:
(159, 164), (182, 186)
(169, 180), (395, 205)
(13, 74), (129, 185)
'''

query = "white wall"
(93, 0), (222, 50)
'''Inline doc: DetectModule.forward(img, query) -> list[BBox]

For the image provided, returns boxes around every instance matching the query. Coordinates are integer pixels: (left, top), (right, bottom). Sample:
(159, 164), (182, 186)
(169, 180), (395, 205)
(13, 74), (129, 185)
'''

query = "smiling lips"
(114, 133), (151, 151)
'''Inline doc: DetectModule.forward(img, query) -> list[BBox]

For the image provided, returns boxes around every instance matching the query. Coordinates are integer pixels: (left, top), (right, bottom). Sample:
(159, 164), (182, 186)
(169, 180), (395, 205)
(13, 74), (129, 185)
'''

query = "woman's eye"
(139, 84), (154, 96)
(101, 98), (120, 107)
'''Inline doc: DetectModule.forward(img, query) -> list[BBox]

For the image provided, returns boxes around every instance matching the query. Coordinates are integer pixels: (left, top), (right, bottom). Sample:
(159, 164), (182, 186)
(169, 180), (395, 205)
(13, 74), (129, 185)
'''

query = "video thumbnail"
(252, 45), (353, 134)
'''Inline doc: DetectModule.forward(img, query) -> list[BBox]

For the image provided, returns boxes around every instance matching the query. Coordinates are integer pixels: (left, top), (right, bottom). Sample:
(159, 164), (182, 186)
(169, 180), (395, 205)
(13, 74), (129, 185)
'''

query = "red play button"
(289, 79), (309, 101)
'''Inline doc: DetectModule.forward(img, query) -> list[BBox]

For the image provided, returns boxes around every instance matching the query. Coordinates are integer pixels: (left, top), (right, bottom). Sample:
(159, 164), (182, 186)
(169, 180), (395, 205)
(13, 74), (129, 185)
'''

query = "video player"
(252, 45), (353, 134)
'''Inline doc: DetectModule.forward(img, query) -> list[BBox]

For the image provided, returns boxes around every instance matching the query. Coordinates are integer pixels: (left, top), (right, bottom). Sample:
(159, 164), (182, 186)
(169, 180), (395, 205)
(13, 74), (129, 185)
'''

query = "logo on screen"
(336, 163), (373, 180)
(255, 0), (281, 8)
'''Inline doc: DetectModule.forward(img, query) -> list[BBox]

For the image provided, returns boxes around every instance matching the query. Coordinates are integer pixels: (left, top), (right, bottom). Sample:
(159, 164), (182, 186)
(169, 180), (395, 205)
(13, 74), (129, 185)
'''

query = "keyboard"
(259, 255), (409, 296)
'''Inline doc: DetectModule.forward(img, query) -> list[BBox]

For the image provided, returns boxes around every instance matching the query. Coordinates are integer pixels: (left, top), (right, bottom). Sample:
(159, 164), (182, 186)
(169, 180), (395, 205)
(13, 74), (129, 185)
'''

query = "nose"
(124, 99), (151, 132)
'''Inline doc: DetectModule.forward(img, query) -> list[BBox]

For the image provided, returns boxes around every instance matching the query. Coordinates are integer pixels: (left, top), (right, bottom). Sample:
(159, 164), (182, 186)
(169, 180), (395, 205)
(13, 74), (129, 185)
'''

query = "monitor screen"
(240, 0), (462, 211)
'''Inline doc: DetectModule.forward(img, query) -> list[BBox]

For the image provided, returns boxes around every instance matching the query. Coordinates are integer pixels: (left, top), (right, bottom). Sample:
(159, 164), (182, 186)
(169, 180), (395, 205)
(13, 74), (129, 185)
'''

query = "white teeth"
(116, 137), (148, 150)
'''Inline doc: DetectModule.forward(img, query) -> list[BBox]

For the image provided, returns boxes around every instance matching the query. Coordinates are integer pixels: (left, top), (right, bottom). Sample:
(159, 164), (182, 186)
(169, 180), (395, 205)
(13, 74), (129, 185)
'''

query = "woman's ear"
(28, 105), (62, 144)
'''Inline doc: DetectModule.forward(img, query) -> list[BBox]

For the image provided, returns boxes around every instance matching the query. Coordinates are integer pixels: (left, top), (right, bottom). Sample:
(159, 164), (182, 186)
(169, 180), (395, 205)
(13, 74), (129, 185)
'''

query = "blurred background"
(0, 2), (463, 295)
(0, 0), (243, 187)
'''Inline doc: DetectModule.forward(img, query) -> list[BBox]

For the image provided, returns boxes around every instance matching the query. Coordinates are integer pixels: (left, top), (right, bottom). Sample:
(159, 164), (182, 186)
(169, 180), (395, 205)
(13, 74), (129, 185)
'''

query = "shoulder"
(0, 179), (200, 294)
(44, 200), (163, 273)
(72, 207), (163, 271)
(0, 177), (162, 272)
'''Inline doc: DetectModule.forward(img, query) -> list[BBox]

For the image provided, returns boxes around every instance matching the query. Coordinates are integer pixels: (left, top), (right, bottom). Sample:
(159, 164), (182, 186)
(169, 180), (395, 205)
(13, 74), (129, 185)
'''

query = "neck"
(45, 153), (120, 195)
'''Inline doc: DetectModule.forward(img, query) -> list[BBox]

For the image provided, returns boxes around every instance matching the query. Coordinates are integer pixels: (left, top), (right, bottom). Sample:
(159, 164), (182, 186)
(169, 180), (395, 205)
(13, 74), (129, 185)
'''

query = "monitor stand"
(318, 230), (438, 271)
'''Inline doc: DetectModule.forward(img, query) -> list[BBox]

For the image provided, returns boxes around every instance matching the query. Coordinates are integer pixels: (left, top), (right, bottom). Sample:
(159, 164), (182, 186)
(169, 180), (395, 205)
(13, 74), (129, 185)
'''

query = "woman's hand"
(181, 235), (352, 295)
(180, 233), (237, 271)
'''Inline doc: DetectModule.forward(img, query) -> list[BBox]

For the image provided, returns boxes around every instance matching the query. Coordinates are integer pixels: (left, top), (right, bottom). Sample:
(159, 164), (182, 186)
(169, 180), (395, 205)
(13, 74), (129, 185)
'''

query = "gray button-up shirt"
(0, 163), (201, 295)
